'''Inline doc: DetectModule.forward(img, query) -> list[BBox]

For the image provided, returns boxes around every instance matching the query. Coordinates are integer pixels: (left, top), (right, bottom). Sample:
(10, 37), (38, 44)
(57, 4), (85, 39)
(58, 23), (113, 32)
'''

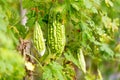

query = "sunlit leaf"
(91, 7), (98, 14)
(105, 0), (113, 7)
(77, 49), (86, 73)
(97, 69), (103, 80)
(84, 0), (92, 9)
(71, 3), (79, 11)
(114, 43), (120, 52)
(100, 43), (114, 57)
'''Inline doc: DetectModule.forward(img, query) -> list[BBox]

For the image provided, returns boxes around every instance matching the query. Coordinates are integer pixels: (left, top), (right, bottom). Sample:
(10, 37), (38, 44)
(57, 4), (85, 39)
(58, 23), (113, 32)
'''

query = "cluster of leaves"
(23, 0), (120, 80)
(1, 0), (120, 80)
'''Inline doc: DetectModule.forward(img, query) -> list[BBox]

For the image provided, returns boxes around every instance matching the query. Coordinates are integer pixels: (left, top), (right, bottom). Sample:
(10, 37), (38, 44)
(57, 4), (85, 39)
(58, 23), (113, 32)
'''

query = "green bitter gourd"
(33, 21), (46, 56)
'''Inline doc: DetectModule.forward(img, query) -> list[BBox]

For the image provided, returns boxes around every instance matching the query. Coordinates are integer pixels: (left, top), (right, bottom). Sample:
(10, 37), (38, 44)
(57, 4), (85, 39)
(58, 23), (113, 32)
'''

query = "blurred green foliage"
(0, 48), (25, 80)
(0, 0), (120, 80)
(0, 0), (25, 80)
(0, 30), (25, 80)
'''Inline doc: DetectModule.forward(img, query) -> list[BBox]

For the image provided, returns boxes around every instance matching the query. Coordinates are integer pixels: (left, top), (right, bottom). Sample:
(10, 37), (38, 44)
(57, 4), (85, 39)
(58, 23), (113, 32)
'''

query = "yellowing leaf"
(100, 34), (112, 43)
(105, 0), (113, 7)
(97, 69), (103, 80)
(111, 18), (119, 32)
(9, 26), (19, 34)
(115, 43), (120, 52)
(77, 49), (86, 73)
(25, 61), (35, 71)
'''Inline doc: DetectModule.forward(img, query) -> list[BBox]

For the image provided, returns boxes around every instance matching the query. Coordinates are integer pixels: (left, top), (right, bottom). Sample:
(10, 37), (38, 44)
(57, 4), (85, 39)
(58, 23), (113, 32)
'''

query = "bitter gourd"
(47, 19), (65, 57)
(33, 21), (45, 56)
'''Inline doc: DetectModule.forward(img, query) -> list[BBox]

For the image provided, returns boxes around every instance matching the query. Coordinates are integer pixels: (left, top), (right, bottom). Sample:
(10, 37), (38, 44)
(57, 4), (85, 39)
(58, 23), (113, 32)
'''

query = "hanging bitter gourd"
(33, 21), (45, 56)
(47, 19), (66, 57)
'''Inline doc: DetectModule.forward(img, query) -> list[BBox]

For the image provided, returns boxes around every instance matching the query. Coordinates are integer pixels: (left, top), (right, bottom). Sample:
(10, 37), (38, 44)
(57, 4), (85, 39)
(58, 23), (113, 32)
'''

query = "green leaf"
(64, 50), (80, 68)
(100, 43), (114, 56)
(50, 62), (64, 80)
(71, 3), (79, 11)
(91, 7), (98, 14)
(43, 65), (53, 80)
(15, 24), (28, 38)
(26, 17), (36, 27)
(0, 6), (8, 31)
(43, 61), (64, 80)
(84, 0), (92, 9)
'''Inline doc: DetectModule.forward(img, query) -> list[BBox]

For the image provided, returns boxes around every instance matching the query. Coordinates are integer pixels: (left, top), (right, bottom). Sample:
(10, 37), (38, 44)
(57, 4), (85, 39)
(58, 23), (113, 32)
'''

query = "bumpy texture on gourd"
(33, 22), (45, 56)
(47, 20), (65, 56)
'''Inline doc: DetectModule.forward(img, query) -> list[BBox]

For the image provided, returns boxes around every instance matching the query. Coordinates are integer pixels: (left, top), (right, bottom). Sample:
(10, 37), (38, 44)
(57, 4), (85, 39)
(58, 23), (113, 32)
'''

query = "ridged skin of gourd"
(47, 20), (65, 56)
(33, 22), (45, 56)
